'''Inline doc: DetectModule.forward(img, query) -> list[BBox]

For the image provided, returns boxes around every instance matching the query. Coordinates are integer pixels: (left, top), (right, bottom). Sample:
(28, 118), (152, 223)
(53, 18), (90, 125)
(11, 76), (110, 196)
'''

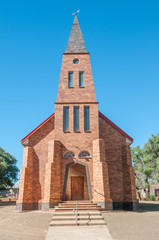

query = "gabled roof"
(65, 15), (87, 53)
(21, 113), (55, 143)
(99, 111), (133, 142)
(21, 112), (133, 143)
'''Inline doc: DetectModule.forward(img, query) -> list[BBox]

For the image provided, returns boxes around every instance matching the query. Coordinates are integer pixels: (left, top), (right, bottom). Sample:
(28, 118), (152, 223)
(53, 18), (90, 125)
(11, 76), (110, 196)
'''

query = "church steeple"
(65, 15), (87, 53)
(56, 15), (96, 103)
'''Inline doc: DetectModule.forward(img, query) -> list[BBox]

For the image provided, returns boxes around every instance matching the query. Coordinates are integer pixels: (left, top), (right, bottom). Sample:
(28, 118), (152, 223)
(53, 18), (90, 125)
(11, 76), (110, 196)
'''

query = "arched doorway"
(62, 160), (92, 201)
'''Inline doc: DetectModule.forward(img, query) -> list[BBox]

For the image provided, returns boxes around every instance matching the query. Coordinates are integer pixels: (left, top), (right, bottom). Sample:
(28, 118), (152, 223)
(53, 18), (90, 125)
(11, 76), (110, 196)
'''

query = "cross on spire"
(72, 9), (80, 16)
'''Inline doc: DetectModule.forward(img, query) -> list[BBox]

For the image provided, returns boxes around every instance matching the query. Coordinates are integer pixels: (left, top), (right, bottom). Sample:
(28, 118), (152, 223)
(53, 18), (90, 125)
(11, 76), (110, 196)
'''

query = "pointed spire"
(65, 15), (87, 53)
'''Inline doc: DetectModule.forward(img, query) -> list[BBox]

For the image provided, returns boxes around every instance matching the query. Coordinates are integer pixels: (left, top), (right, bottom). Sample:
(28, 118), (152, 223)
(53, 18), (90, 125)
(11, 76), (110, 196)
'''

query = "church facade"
(17, 16), (137, 211)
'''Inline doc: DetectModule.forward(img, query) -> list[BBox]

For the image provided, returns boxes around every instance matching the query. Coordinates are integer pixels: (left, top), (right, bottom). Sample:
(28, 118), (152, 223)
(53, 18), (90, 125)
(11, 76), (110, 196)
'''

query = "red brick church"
(17, 16), (137, 211)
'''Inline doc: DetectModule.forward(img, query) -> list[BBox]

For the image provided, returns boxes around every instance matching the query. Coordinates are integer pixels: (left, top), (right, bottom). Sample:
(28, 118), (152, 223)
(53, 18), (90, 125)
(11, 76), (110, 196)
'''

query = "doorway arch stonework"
(62, 159), (92, 201)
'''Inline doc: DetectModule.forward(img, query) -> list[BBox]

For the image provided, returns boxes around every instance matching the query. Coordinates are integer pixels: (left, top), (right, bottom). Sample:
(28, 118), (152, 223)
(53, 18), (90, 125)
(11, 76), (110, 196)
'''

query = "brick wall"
(17, 51), (137, 211)
(57, 53), (96, 103)
(17, 117), (55, 210)
(99, 115), (137, 210)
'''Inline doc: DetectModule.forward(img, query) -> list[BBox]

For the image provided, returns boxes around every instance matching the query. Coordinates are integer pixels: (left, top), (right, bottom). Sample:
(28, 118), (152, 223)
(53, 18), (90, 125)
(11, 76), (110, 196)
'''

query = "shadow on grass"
(136, 202), (159, 212)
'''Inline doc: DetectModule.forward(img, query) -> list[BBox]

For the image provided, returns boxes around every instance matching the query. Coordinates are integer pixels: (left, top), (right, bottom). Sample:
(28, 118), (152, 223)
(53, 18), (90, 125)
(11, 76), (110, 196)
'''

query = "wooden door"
(71, 176), (84, 200)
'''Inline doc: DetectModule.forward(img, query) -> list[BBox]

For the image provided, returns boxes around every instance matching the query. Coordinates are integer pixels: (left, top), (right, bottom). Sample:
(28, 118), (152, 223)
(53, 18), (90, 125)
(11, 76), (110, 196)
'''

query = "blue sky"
(0, 0), (159, 172)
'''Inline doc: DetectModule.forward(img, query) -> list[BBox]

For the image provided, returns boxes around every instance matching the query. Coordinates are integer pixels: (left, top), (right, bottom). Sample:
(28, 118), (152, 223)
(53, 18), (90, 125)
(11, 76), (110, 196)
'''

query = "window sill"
(84, 130), (91, 133)
(68, 86), (74, 88)
(79, 86), (85, 88)
(63, 131), (70, 133)
(74, 130), (81, 133)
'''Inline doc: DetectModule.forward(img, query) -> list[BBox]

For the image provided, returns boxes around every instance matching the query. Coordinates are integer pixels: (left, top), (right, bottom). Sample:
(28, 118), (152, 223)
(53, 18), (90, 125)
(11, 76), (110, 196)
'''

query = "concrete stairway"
(54, 201), (104, 212)
(50, 201), (106, 226)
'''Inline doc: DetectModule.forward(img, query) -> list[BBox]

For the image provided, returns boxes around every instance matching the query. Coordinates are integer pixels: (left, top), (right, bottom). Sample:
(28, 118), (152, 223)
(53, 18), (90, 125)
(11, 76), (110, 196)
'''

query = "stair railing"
(73, 201), (78, 225)
(93, 188), (106, 197)
(50, 187), (63, 197)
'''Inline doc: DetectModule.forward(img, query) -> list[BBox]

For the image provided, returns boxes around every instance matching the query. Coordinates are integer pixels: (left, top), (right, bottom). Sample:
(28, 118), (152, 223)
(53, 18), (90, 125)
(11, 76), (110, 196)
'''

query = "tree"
(0, 147), (19, 191)
(131, 134), (159, 198)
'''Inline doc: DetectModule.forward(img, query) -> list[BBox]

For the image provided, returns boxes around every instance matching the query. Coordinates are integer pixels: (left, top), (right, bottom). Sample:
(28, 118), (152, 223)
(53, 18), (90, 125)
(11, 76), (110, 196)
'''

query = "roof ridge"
(99, 111), (133, 142)
(21, 113), (55, 143)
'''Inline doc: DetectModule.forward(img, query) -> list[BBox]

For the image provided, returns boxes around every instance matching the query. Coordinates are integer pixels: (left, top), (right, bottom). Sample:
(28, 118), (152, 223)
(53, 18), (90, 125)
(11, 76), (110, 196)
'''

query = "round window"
(73, 59), (79, 64)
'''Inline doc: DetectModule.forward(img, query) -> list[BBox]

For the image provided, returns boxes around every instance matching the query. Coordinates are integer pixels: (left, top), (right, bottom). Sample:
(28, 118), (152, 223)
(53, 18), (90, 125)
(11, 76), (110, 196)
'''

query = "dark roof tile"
(65, 15), (87, 53)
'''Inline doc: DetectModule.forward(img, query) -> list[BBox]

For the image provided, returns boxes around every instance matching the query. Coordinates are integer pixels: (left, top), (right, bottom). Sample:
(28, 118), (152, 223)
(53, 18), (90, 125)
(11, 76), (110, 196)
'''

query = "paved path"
(45, 225), (113, 240)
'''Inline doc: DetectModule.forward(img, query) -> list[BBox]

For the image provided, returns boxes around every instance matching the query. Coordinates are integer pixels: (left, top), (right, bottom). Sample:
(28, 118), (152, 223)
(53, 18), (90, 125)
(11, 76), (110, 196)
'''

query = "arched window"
(63, 151), (75, 158)
(78, 151), (90, 158)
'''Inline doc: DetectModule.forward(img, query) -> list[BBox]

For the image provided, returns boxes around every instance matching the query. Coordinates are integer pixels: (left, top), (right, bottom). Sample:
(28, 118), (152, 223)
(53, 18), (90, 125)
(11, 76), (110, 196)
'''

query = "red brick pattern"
(17, 52), (137, 211)
(57, 53), (96, 103)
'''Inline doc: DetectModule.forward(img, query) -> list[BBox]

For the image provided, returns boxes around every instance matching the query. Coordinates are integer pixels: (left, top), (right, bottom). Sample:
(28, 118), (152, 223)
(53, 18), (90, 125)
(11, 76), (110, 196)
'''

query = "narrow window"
(84, 106), (90, 131)
(63, 106), (69, 131)
(68, 72), (73, 87)
(79, 72), (84, 87)
(74, 106), (79, 131)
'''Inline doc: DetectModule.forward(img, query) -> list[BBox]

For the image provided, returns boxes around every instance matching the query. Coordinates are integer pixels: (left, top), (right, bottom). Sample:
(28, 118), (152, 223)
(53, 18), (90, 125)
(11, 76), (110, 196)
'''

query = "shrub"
(150, 194), (155, 201)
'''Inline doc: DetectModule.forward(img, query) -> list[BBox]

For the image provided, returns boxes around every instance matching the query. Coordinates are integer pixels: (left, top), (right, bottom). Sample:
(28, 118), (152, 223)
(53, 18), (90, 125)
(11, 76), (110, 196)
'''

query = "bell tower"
(55, 15), (99, 142)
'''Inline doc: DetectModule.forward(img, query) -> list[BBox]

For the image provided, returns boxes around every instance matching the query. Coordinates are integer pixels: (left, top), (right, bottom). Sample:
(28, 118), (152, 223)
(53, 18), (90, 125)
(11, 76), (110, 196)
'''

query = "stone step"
(59, 203), (97, 207)
(58, 205), (101, 208)
(50, 219), (106, 226)
(54, 208), (103, 212)
(57, 204), (101, 208)
(52, 217), (103, 221)
(52, 215), (103, 221)
(53, 212), (102, 216)
(63, 201), (92, 203)
(50, 201), (105, 227)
